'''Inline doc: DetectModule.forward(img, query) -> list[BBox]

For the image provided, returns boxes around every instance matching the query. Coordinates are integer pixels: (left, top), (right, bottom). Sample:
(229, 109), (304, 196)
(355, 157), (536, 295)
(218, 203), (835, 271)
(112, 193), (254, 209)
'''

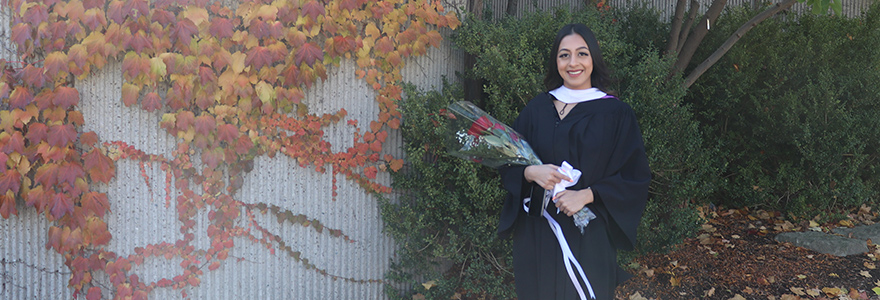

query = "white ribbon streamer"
(524, 190), (596, 299)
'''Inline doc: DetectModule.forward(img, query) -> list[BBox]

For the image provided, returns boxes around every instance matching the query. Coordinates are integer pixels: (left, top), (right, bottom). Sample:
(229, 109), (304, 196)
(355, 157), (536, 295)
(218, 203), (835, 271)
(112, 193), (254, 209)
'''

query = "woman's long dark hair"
(543, 24), (613, 93)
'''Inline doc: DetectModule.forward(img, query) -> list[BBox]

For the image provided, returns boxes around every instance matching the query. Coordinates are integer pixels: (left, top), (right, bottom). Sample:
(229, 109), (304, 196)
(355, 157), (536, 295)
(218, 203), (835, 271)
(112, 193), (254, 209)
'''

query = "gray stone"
(832, 223), (880, 242)
(775, 231), (868, 256)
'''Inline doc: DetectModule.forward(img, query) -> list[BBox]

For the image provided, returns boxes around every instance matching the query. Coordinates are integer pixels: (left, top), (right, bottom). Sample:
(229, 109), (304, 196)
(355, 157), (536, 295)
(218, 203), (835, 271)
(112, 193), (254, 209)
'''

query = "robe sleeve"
(589, 104), (651, 251)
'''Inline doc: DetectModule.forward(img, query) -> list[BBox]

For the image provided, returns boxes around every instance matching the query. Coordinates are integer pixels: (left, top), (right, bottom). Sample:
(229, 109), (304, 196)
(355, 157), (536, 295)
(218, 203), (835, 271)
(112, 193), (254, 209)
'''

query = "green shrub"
(383, 6), (718, 299)
(687, 3), (880, 217)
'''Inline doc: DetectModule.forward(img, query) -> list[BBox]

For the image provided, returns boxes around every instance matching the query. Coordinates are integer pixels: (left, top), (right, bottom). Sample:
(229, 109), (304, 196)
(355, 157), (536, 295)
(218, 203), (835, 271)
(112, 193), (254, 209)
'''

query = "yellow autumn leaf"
(839, 219), (855, 227)
(822, 287), (842, 296)
(150, 57), (167, 78)
(873, 287), (880, 295)
(230, 51), (247, 74)
(183, 6), (209, 26)
(255, 81), (275, 104)
(365, 23), (381, 38)
(862, 270), (874, 278)
(421, 280), (436, 290)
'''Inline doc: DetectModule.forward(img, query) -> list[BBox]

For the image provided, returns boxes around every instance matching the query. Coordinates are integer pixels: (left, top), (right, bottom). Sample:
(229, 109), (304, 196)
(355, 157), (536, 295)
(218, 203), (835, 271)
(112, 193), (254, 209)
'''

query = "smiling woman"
(497, 23), (651, 300)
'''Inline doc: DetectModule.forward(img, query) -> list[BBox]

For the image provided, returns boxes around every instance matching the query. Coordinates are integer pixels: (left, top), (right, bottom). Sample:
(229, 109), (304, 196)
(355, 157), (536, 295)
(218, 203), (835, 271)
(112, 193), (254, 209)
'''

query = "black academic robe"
(498, 92), (651, 300)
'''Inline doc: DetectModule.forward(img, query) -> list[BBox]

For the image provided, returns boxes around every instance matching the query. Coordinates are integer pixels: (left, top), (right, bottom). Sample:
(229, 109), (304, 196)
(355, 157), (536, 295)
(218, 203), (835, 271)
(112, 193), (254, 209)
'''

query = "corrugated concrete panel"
(0, 210), (74, 299)
(0, 0), (465, 295)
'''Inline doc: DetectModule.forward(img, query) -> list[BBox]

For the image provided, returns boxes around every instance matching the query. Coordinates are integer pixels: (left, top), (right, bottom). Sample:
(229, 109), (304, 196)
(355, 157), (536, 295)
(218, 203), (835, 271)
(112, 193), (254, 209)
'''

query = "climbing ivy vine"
(0, 0), (458, 298)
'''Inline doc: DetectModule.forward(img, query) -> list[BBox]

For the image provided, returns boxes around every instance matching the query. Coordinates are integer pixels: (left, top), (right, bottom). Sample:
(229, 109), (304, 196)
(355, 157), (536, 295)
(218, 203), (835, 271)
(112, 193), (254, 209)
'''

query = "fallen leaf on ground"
(790, 287), (806, 296)
(629, 291), (648, 300)
(862, 271), (873, 278)
(729, 294), (746, 300)
(822, 287), (842, 297)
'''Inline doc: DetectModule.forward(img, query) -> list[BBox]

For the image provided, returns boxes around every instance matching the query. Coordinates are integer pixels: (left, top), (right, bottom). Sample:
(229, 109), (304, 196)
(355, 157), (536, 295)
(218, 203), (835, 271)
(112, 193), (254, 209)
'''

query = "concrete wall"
(0, 2), (465, 299)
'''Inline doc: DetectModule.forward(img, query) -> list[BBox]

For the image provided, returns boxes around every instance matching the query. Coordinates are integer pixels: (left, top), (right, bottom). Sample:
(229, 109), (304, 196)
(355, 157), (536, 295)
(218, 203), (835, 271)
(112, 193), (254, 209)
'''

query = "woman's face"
(556, 34), (593, 90)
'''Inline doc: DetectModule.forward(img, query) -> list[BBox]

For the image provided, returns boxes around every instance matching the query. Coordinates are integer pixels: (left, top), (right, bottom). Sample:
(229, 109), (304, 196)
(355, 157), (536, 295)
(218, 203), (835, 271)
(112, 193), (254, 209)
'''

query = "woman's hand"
(524, 164), (571, 190)
(554, 188), (593, 216)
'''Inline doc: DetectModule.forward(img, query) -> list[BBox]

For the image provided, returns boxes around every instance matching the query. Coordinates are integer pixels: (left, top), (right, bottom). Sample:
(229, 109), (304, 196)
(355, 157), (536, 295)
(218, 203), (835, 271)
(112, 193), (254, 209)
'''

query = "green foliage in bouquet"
(382, 6), (720, 299)
(687, 3), (880, 218)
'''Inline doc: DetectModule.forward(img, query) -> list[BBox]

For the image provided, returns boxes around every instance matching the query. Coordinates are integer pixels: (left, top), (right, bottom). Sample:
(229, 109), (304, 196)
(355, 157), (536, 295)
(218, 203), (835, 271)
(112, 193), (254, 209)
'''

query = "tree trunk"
(464, 0), (485, 102)
(683, 0), (797, 87)
(506, 0), (518, 17)
(671, 0), (728, 74)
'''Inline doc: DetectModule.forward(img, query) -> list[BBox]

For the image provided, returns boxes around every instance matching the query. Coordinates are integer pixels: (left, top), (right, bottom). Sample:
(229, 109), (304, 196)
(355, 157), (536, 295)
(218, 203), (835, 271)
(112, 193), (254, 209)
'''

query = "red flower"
(467, 116), (493, 137)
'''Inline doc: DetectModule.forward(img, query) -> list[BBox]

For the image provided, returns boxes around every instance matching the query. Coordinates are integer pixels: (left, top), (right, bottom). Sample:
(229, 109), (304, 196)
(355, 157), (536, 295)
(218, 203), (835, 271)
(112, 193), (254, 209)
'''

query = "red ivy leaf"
(0, 169), (21, 194)
(57, 162), (85, 186)
(34, 89), (55, 110)
(49, 192), (74, 220)
(216, 124), (239, 143)
(0, 194), (17, 218)
(301, 0), (325, 20)
(375, 37), (394, 54)
(107, 0), (129, 24)
(339, 0), (358, 11)
(127, 31), (152, 54)
(198, 66), (217, 85)
(176, 111), (195, 131)
(80, 131), (99, 147)
(85, 216), (111, 245)
(152, 9), (176, 27)
(19, 65), (48, 88)
(172, 19), (198, 45)
(35, 163), (59, 187)
(295, 42), (323, 67)
(83, 149), (115, 183)
(82, 8), (107, 31)
(47, 124), (77, 147)
(53, 86), (80, 109)
(281, 64), (299, 86)
(86, 287), (102, 300)
(194, 115), (216, 136)
(23, 3), (49, 25)
(364, 166), (377, 179)
(8, 86), (33, 109)
(44, 52), (69, 76)
(209, 17), (234, 39)
(1, 131), (25, 154)
(82, 192), (110, 218)
(234, 136), (253, 155)
(141, 92), (163, 112)
(10, 23), (31, 48)
(25, 123), (48, 144)
(246, 46), (277, 69)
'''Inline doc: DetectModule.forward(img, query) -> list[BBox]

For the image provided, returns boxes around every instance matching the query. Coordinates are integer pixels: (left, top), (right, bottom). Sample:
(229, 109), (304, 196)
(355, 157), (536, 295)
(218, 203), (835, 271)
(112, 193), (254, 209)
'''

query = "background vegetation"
(383, 2), (880, 299)
(687, 3), (880, 219)
(382, 6), (717, 299)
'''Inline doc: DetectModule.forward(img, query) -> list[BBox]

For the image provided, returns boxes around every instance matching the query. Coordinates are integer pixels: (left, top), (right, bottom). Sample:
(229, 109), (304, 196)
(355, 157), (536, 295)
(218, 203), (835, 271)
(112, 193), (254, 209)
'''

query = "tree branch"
(677, 0), (700, 54)
(683, 0), (797, 88)
(672, 0), (728, 74)
(666, 0), (689, 54)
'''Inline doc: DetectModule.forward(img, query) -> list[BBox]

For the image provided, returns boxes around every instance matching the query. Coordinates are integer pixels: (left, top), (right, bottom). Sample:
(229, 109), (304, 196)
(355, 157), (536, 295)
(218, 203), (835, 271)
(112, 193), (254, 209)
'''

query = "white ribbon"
(523, 160), (596, 300)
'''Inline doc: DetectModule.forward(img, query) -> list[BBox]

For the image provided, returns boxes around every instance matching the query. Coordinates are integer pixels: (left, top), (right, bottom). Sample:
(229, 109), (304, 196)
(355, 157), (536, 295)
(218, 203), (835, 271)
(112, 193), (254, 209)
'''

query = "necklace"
(558, 103), (569, 117)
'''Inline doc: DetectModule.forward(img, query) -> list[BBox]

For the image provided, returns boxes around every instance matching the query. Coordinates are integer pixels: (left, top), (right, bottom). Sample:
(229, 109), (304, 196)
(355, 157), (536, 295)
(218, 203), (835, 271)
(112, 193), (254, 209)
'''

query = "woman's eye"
(578, 52), (589, 57)
(558, 53), (569, 58)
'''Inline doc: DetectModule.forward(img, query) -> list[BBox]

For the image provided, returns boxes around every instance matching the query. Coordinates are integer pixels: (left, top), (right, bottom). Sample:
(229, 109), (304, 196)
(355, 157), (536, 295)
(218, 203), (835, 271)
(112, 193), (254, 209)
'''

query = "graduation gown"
(497, 92), (651, 300)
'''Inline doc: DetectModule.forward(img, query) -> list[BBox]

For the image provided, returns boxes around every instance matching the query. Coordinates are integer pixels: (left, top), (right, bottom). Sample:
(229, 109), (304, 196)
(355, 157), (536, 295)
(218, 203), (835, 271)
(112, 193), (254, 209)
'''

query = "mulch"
(615, 206), (880, 300)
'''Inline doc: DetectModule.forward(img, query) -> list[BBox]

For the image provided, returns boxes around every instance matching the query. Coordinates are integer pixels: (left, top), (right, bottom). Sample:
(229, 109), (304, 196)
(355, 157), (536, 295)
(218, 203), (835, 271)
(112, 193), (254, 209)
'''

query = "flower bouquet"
(443, 101), (549, 217)
(443, 101), (541, 168)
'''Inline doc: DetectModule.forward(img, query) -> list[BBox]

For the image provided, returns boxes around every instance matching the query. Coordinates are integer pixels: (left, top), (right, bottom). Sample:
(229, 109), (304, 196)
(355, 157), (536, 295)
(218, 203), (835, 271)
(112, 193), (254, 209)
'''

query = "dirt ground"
(615, 206), (880, 300)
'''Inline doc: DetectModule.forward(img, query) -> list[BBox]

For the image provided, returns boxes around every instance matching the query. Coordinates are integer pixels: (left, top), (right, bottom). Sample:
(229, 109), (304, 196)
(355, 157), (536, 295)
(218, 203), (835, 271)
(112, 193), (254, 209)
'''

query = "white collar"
(549, 86), (607, 104)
